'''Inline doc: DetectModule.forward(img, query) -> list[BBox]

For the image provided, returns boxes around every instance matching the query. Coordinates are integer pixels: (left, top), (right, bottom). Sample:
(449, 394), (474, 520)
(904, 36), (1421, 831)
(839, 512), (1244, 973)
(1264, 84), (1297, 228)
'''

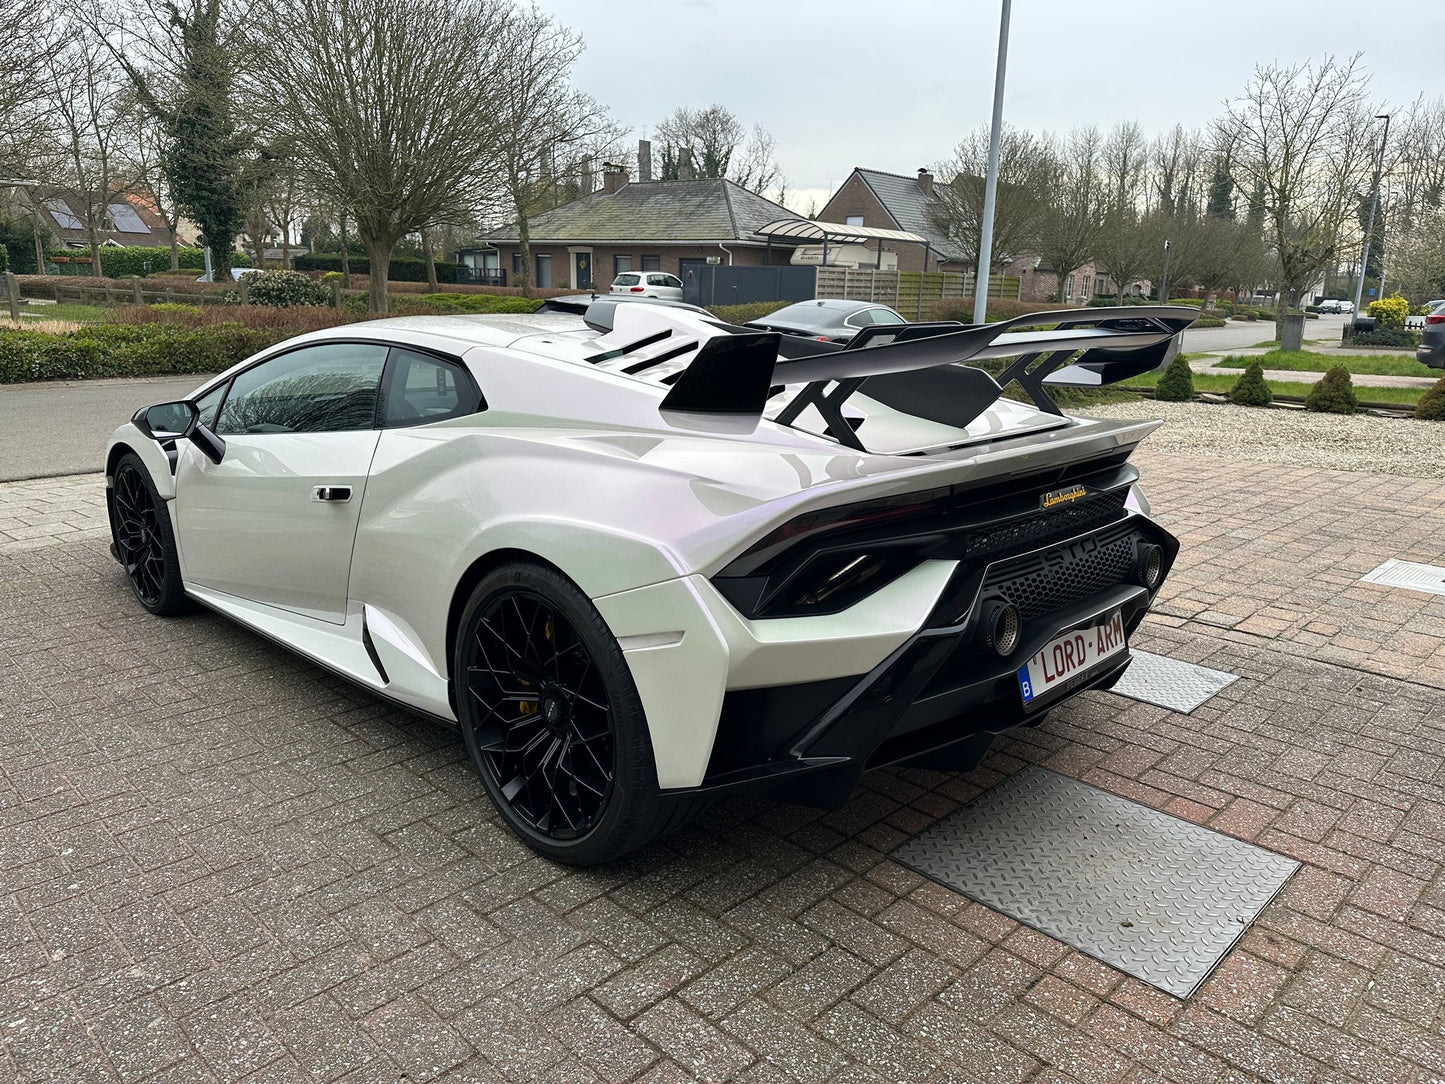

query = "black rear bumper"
(673, 513), (1176, 809)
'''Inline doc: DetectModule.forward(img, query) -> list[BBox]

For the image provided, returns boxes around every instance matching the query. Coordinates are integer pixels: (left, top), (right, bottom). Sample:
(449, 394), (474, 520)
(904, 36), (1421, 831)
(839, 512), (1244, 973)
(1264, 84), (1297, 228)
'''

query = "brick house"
(814, 168), (966, 273)
(28, 187), (185, 250)
(998, 254), (1151, 304)
(464, 166), (805, 290)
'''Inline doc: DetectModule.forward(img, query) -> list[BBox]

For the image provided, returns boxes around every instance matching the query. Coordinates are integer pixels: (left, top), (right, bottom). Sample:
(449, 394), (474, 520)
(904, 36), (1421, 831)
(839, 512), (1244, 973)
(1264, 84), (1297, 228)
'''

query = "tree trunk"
(364, 237), (392, 313)
(516, 211), (533, 297)
(339, 213), (351, 288)
(210, 230), (233, 281)
(422, 229), (438, 293)
(31, 210), (44, 275)
(168, 230), (179, 271)
(88, 223), (103, 279)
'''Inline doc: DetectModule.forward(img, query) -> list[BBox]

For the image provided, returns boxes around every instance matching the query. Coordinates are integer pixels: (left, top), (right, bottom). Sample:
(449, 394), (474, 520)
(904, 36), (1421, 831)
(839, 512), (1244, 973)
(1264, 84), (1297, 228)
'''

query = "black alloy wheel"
(110, 453), (189, 615)
(466, 588), (616, 838)
(455, 563), (700, 865)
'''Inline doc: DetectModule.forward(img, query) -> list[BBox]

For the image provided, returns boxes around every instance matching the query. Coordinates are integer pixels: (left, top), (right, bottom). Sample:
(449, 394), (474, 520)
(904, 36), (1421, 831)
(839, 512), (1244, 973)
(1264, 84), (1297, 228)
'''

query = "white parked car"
(104, 299), (1196, 864)
(610, 271), (683, 300)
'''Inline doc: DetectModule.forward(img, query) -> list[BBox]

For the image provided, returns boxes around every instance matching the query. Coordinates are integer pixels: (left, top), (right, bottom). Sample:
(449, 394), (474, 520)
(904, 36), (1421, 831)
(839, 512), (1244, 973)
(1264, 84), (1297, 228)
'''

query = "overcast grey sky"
(546, 0), (1444, 211)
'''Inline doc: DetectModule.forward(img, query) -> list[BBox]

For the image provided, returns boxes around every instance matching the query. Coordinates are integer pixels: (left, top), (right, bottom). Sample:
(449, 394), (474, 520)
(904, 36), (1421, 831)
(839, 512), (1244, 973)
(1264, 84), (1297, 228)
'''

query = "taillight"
(815, 335), (832, 342)
(1427, 313), (1445, 325)
(630, 286), (644, 292)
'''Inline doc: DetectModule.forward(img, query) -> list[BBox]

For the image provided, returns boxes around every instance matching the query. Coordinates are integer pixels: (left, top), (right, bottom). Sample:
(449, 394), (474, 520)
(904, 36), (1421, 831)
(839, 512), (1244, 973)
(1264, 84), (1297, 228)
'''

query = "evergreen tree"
(1154, 352), (1195, 401)
(1228, 360), (1273, 406)
(1304, 365), (1358, 413)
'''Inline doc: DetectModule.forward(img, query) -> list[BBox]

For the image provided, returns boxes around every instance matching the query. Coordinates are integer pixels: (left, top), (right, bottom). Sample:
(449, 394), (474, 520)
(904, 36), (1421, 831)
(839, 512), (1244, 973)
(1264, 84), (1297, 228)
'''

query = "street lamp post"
(973, 0), (1012, 325)
(1351, 113), (1391, 316)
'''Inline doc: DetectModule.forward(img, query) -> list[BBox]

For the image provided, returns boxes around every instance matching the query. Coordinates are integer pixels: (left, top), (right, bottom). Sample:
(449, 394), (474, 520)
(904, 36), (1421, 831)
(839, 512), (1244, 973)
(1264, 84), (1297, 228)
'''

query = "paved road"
(1180, 312), (1348, 355)
(0, 373), (213, 481)
(3, 451), (1444, 1081)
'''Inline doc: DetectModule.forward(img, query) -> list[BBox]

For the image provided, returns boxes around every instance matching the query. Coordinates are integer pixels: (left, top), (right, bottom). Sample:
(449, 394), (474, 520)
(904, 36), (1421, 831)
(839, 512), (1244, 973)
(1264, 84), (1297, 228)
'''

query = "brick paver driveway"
(3, 452), (1444, 1083)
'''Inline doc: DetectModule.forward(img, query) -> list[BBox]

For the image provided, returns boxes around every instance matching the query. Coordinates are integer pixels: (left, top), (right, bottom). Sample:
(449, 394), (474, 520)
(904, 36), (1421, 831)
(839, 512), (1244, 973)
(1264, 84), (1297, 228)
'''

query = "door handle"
(312, 485), (352, 502)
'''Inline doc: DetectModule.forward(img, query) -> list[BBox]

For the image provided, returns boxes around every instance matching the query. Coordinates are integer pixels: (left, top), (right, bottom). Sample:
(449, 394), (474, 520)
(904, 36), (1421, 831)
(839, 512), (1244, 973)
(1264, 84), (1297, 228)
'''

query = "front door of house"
(574, 251), (591, 290)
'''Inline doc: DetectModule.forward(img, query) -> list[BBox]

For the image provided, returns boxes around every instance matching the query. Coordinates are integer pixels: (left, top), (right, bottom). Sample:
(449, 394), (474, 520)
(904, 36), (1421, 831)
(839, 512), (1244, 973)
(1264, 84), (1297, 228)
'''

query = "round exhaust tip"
(983, 600), (1021, 657)
(1137, 544), (1163, 590)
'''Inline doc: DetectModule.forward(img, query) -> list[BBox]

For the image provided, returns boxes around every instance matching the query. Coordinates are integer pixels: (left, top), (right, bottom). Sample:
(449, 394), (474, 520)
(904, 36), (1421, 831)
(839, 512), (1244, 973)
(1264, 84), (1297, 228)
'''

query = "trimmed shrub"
(1230, 309), (1258, 321)
(1416, 376), (1445, 420)
(44, 246), (251, 278)
(1304, 365), (1358, 414)
(1366, 294), (1410, 329)
(227, 269), (328, 307)
(105, 303), (355, 333)
(1228, 360), (1273, 406)
(293, 251), (462, 284)
(388, 292), (541, 315)
(1154, 353), (1195, 401)
(1194, 315), (1227, 328)
(933, 298), (1083, 322)
(0, 322), (279, 383)
(1351, 327), (1419, 347)
(709, 300), (792, 323)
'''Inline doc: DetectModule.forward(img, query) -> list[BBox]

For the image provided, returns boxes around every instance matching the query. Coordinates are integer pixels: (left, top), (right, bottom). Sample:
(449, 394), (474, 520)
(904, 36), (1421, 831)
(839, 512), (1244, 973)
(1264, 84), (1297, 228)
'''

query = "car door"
(171, 341), (389, 624)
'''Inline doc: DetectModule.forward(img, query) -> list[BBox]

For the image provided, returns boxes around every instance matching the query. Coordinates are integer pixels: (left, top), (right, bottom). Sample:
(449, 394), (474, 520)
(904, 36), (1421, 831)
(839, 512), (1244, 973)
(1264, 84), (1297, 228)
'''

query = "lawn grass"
(17, 303), (109, 324)
(1121, 368), (1427, 407)
(1213, 349), (1435, 377)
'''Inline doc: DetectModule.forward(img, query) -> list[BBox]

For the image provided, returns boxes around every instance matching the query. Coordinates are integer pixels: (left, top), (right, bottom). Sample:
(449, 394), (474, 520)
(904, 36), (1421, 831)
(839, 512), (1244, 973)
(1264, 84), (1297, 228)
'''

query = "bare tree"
(1216, 55), (1374, 335)
(929, 123), (1055, 273)
(653, 105), (781, 195)
(1034, 128), (1104, 304)
(115, 96), (184, 270)
(246, 0), (514, 312)
(0, 0), (59, 178)
(728, 124), (784, 200)
(488, 8), (616, 295)
(45, 24), (134, 277)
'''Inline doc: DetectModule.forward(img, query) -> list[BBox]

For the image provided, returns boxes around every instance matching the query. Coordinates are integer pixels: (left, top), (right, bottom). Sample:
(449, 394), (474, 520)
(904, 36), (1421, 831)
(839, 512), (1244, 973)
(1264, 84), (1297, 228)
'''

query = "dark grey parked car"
(745, 299), (909, 344)
(1418, 301), (1445, 369)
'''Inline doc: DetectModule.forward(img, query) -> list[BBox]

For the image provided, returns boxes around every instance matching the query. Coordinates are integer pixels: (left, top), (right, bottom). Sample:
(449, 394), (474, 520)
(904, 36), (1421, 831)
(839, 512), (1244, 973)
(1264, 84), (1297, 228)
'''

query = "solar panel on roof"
(45, 198), (83, 230)
(107, 202), (151, 234)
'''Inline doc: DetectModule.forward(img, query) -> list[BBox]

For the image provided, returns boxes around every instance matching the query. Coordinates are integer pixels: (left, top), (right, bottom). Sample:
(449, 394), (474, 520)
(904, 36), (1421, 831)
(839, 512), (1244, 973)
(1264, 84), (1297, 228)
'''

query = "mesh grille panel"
(982, 524), (1141, 620)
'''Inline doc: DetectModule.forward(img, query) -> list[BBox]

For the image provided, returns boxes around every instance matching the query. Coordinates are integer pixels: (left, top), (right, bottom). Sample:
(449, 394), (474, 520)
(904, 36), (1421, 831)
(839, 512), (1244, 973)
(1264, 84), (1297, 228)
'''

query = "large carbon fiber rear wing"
(660, 305), (1198, 451)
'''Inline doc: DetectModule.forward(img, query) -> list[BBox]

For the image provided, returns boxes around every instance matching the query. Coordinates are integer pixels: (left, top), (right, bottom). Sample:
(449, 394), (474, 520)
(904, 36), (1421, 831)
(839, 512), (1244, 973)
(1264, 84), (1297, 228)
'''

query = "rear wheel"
(454, 562), (697, 865)
(109, 453), (190, 615)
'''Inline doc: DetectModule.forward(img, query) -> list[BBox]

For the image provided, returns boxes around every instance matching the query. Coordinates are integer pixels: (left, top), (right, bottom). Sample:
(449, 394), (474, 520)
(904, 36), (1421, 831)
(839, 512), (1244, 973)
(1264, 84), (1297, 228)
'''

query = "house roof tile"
(852, 168), (962, 261)
(489, 178), (801, 244)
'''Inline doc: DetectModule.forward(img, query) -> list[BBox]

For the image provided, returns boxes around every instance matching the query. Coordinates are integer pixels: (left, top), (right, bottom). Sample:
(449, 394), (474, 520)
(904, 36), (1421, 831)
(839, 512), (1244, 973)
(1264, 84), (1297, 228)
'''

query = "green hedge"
(0, 322), (282, 383)
(293, 251), (462, 284)
(46, 246), (253, 278)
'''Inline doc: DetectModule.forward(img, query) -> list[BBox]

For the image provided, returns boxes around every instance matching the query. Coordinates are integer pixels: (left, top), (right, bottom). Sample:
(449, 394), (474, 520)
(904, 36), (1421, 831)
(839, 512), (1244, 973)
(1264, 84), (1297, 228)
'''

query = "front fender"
(106, 421), (175, 499)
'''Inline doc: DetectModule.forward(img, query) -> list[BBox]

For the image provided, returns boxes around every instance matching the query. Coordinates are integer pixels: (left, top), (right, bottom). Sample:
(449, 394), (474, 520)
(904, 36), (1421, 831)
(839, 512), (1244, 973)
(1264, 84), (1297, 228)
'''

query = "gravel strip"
(1078, 399), (1445, 479)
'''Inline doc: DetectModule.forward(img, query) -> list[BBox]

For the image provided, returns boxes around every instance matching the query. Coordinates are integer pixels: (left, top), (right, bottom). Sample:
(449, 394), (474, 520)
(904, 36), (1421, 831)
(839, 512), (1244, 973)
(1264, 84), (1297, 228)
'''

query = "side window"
(381, 348), (482, 428)
(194, 382), (227, 429)
(662, 274), (683, 288)
(846, 309), (876, 328)
(215, 343), (388, 435)
(869, 308), (905, 325)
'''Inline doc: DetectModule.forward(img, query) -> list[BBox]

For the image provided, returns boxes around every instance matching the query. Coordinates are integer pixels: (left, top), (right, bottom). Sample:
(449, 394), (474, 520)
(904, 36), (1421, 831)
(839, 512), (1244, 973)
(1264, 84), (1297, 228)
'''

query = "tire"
(109, 452), (191, 616)
(454, 562), (702, 865)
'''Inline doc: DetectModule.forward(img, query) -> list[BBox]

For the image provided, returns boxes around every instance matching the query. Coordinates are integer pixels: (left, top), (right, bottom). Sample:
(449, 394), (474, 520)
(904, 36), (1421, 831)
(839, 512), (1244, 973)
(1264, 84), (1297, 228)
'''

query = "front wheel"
(454, 562), (699, 865)
(109, 452), (190, 615)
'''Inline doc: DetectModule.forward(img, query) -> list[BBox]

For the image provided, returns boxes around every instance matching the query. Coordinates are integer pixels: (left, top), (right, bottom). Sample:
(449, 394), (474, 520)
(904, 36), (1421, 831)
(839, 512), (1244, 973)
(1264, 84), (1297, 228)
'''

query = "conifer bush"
(1417, 376), (1445, 421)
(1154, 352), (1195, 401)
(1228, 360), (1272, 406)
(1304, 365), (1357, 414)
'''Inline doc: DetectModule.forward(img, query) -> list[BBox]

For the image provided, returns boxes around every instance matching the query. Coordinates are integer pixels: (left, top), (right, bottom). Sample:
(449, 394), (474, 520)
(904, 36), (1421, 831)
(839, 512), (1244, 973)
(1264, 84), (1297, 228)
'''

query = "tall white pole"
(973, 0), (1012, 325)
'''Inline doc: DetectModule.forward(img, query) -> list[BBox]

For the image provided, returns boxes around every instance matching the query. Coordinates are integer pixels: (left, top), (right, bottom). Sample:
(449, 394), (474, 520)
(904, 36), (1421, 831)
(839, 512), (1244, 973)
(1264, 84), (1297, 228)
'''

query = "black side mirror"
(134, 400), (226, 464)
(140, 400), (198, 440)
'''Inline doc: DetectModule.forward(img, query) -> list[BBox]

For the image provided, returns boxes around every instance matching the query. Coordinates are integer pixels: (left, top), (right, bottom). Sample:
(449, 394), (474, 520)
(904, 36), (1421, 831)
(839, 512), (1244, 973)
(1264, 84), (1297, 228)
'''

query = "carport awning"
(754, 219), (928, 246)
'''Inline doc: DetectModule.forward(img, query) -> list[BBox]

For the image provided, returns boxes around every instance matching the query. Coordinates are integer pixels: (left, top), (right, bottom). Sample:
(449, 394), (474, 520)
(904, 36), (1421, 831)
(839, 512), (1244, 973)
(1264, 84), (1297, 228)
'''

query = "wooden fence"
(812, 269), (1021, 320)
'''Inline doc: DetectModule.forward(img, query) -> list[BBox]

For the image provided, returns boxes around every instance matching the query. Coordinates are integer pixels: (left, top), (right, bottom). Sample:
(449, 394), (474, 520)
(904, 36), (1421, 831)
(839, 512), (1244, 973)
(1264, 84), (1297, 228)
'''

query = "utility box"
(1281, 312), (1306, 352)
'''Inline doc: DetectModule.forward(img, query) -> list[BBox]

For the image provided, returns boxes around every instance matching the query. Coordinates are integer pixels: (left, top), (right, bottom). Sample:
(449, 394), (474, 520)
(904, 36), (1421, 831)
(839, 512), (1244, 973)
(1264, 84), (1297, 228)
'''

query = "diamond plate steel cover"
(893, 768), (1297, 997)
(1362, 559), (1445, 597)
(1109, 650), (1237, 713)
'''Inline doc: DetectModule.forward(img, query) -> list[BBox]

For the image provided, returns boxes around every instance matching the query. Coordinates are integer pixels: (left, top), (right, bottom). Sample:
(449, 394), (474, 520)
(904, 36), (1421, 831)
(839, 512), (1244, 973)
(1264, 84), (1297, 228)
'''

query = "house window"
(614, 255), (633, 276)
(512, 253), (523, 275)
(641, 255), (660, 271)
(1065, 274), (1075, 300)
(535, 253), (552, 288)
(846, 215), (864, 226)
(1080, 276), (1091, 297)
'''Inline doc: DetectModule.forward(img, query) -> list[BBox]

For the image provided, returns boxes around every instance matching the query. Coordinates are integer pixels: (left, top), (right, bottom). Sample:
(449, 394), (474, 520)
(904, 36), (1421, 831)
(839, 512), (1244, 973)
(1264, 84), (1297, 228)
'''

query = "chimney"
(579, 156), (594, 195)
(602, 163), (628, 194)
(917, 168), (934, 198)
(638, 139), (653, 183)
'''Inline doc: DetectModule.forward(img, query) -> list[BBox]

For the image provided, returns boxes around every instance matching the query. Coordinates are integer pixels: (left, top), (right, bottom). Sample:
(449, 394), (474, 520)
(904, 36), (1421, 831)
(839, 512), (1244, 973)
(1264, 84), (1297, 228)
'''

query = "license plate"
(1018, 610), (1127, 705)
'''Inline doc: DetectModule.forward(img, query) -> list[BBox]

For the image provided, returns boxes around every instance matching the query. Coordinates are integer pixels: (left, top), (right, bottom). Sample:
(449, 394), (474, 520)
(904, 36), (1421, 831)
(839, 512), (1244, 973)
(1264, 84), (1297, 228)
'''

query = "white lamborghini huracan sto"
(106, 297), (1196, 863)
